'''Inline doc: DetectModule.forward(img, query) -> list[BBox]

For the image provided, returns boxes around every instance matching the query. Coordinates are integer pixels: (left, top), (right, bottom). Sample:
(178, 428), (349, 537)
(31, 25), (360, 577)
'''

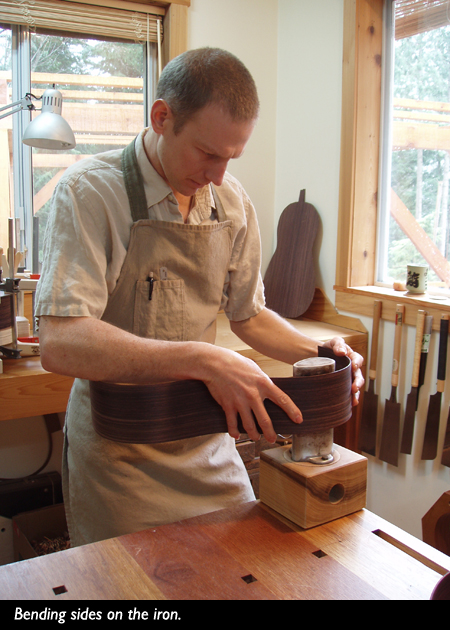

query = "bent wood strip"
(90, 351), (352, 444)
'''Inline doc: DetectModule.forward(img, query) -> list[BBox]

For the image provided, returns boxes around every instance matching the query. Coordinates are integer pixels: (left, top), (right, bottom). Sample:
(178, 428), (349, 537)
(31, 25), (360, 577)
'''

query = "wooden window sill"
(335, 285), (450, 330)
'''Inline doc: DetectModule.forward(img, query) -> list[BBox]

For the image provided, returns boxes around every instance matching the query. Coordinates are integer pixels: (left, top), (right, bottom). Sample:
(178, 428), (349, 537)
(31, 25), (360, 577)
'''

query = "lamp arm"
(0, 94), (36, 120)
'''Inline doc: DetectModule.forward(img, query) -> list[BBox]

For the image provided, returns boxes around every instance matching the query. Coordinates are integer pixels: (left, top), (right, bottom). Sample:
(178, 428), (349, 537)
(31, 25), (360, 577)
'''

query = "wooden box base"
(259, 443), (367, 529)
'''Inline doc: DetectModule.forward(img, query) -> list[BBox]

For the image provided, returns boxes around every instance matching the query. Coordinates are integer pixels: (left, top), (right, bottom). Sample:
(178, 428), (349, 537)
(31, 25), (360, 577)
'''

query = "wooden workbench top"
(216, 311), (365, 352)
(1, 501), (449, 601)
(0, 356), (73, 422)
(215, 312), (366, 378)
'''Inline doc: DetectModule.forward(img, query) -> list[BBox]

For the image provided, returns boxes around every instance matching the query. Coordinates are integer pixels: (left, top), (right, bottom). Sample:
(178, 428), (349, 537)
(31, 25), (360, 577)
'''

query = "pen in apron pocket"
(147, 272), (154, 300)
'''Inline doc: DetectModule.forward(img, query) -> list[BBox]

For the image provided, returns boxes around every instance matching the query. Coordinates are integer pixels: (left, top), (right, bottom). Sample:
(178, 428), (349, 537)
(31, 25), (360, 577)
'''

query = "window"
(335, 0), (450, 325)
(378, 0), (450, 298)
(0, 1), (163, 274)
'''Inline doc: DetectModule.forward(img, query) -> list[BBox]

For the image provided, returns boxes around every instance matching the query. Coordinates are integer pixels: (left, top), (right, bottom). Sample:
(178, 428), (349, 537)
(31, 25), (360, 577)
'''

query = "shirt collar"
(135, 129), (173, 207)
(135, 129), (217, 218)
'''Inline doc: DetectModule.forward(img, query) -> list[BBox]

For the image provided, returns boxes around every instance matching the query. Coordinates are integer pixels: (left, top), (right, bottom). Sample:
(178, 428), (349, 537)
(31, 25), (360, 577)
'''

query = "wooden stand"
(259, 444), (367, 529)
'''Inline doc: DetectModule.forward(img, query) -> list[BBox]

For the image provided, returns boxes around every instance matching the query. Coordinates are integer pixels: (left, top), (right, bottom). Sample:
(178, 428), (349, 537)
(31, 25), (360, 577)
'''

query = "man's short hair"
(156, 47), (260, 134)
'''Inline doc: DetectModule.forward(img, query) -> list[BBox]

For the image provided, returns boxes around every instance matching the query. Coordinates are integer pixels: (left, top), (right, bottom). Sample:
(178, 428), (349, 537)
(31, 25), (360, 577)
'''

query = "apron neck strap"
(122, 136), (228, 223)
(211, 185), (227, 222)
(121, 138), (149, 222)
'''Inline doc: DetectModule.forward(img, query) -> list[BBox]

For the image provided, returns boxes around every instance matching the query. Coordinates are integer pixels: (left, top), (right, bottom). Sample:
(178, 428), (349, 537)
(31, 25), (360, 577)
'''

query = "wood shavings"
(31, 532), (71, 556)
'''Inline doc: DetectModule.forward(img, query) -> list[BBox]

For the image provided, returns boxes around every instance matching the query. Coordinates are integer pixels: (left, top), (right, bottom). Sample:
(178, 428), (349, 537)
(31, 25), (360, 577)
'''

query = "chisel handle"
(391, 304), (405, 387)
(436, 314), (449, 394)
(411, 310), (426, 388)
(368, 300), (382, 380)
(418, 315), (433, 389)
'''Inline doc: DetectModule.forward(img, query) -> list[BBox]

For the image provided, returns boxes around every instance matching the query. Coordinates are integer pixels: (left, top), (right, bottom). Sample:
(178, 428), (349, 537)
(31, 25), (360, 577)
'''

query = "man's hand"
(201, 347), (303, 443)
(322, 337), (365, 406)
(231, 309), (365, 410)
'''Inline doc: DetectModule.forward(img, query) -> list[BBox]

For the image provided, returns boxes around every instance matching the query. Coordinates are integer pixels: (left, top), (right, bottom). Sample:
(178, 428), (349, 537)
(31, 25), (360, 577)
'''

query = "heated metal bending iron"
(289, 356), (337, 465)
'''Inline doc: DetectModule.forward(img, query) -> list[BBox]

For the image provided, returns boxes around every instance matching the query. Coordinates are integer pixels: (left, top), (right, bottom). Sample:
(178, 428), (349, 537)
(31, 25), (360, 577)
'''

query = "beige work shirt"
(35, 129), (265, 323)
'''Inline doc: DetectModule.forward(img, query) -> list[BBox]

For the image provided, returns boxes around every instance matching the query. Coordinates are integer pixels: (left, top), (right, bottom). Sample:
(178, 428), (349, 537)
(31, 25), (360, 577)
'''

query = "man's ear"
(150, 99), (173, 134)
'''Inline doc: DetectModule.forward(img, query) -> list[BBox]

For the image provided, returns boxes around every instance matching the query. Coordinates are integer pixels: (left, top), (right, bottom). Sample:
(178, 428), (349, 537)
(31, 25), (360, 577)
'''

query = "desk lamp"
(0, 87), (76, 361)
(0, 86), (76, 149)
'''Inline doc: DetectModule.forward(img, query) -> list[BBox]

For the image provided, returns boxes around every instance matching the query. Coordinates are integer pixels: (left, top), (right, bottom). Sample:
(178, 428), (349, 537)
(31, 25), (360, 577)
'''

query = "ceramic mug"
(406, 264), (428, 294)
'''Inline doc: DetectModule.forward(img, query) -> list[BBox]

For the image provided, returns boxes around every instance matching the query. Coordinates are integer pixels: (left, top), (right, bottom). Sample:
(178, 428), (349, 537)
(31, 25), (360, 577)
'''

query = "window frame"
(0, 1), (187, 272)
(335, 0), (450, 330)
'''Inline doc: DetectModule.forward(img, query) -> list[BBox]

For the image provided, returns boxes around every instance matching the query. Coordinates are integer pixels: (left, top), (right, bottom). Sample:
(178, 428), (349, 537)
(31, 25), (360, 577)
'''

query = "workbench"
(0, 356), (72, 422)
(1, 501), (449, 600)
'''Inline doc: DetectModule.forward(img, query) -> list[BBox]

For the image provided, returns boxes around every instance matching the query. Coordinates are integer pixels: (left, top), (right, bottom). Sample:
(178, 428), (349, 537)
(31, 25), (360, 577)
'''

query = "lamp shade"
(22, 88), (76, 150)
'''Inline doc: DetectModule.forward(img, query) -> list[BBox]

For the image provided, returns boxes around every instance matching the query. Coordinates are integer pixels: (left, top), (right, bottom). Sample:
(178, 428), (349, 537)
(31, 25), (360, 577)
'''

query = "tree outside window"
(0, 26), (152, 272)
(380, 1), (450, 297)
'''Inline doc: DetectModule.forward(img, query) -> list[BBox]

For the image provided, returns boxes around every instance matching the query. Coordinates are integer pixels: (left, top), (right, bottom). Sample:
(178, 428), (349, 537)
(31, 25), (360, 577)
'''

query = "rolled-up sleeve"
(217, 175), (265, 321)
(35, 156), (130, 321)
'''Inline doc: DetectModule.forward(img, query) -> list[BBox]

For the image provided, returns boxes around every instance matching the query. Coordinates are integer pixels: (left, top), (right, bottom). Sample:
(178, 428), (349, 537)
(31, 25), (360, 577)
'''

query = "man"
(36, 48), (364, 546)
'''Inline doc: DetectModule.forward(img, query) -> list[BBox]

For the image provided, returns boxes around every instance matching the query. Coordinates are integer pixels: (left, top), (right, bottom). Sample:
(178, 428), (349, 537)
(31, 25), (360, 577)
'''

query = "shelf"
(335, 285), (450, 329)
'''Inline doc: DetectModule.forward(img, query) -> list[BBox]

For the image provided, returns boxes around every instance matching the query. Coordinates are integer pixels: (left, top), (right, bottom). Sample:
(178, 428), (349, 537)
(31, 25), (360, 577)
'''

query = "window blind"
(395, 0), (450, 39)
(0, 0), (163, 43)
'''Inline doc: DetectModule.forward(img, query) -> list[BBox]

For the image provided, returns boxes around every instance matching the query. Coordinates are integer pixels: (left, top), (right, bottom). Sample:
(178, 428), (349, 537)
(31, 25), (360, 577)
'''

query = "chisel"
(421, 314), (449, 461)
(441, 405), (450, 467)
(379, 304), (405, 466)
(400, 309), (426, 454)
(417, 315), (433, 405)
(358, 299), (382, 455)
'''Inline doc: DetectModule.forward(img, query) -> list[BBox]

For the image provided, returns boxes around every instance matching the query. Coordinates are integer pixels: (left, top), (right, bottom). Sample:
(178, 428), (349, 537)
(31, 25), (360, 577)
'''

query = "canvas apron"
(62, 141), (255, 547)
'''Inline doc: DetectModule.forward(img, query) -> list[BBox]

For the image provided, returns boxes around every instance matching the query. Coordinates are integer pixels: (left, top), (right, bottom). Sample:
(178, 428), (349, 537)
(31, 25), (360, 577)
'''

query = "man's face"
(149, 101), (256, 197)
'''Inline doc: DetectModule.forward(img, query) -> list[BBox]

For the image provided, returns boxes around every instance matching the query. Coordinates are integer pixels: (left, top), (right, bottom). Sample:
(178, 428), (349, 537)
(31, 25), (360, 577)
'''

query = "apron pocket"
(134, 279), (186, 341)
